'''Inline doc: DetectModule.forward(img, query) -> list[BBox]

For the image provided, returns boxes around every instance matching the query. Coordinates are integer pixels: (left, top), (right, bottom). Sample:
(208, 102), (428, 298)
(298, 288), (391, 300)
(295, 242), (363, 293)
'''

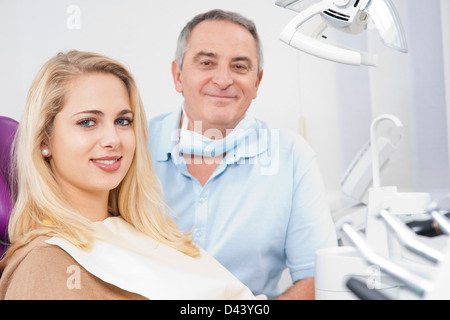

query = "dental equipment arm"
(341, 223), (434, 297)
(408, 198), (450, 237)
(346, 277), (391, 300)
(406, 212), (450, 238)
(277, 0), (408, 66)
(407, 211), (450, 237)
(426, 201), (450, 236)
(378, 208), (446, 264)
(430, 211), (450, 236)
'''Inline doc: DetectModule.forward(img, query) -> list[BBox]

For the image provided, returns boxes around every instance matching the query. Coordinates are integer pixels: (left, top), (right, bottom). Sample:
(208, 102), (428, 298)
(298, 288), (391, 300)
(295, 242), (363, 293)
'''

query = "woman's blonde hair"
(2, 50), (199, 263)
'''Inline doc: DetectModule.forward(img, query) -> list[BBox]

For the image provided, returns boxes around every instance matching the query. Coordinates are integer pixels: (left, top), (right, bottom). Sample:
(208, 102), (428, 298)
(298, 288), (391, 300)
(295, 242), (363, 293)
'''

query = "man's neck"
(184, 154), (223, 186)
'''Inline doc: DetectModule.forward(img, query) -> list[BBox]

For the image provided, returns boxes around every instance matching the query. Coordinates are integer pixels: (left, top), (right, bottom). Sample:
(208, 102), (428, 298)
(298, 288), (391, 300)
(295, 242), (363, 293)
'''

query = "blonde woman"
(0, 50), (255, 300)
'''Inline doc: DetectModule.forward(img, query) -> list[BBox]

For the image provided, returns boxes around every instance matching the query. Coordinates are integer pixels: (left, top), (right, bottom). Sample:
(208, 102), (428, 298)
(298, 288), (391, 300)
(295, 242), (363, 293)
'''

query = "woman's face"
(47, 72), (136, 205)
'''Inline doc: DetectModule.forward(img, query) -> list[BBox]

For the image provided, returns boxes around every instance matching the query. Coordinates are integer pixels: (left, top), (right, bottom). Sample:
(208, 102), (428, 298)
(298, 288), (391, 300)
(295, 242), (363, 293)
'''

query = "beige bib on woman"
(46, 216), (255, 300)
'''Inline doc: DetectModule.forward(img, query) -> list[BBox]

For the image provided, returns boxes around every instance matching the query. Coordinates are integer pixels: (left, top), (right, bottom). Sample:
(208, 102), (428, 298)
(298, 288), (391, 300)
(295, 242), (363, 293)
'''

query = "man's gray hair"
(175, 9), (264, 75)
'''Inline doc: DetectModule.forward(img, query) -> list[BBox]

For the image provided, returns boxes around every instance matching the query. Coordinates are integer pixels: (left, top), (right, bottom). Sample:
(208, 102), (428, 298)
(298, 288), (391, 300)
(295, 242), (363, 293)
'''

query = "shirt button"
(199, 197), (207, 203)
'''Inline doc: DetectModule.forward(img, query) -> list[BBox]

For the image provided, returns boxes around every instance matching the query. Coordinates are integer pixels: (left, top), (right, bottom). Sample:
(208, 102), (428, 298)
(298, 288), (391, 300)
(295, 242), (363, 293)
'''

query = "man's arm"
(274, 277), (315, 300)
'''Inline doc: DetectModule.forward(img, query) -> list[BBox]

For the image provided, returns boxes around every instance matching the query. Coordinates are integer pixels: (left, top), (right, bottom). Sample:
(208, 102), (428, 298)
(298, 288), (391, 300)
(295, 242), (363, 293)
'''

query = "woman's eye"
(78, 119), (95, 127)
(116, 118), (133, 126)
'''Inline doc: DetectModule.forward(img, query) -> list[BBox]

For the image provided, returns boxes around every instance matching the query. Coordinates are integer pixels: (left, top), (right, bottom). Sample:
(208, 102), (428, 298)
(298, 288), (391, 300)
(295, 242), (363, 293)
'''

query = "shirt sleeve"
(285, 138), (338, 282)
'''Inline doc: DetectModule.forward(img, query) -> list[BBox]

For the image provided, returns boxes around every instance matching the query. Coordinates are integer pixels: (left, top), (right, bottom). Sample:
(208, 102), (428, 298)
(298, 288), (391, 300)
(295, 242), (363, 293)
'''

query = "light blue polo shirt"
(148, 108), (337, 299)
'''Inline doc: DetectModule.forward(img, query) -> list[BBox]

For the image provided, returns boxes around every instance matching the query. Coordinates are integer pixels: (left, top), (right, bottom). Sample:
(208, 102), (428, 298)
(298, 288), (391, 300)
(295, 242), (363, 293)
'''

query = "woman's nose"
(100, 125), (120, 149)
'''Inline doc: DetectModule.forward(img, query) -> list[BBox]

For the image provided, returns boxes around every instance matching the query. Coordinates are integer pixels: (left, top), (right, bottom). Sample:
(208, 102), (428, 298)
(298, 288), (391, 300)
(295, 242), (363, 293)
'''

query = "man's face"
(172, 19), (263, 136)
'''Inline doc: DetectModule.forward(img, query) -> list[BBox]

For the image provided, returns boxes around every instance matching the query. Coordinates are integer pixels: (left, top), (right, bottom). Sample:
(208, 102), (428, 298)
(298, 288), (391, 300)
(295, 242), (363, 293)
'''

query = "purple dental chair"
(0, 116), (18, 260)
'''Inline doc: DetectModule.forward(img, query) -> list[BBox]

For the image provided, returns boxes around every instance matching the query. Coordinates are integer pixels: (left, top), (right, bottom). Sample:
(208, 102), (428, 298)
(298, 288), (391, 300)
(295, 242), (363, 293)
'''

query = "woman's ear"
(40, 142), (51, 157)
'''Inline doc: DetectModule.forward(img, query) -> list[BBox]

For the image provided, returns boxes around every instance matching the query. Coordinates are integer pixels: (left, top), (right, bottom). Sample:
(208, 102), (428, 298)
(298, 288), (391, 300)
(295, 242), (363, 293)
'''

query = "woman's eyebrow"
(72, 109), (133, 117)
(118, 109), (134, 116)
(72, 109), (103, 117)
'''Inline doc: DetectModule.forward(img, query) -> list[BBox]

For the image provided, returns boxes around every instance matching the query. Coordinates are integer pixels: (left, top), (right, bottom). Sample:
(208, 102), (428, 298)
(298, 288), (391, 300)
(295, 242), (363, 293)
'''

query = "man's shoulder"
(253, 117), (313, 154)
(148, 111), (174, 128)
(147, 111), (180, 157)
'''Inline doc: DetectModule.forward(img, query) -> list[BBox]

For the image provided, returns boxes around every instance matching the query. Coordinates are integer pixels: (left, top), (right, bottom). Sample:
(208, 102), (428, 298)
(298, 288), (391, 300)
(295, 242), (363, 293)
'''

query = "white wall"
(1, 0), (448, 205)
(442, 0), (450, 186)
(0, 0), (301, 128)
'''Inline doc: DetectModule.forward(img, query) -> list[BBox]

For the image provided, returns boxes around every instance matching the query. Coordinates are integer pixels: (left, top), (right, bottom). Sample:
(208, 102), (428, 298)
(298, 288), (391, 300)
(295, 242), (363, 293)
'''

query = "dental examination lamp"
(276, 0), (408, 66)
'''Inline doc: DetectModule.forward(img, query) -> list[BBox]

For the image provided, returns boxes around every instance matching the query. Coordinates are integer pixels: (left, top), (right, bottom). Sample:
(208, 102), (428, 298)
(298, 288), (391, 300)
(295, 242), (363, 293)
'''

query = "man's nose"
(212, 64), (233, 89)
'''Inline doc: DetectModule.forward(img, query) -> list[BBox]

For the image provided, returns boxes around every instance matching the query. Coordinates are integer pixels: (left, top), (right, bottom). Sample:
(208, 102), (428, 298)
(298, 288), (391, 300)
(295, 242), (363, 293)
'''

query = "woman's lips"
(91, 157), (122, 172)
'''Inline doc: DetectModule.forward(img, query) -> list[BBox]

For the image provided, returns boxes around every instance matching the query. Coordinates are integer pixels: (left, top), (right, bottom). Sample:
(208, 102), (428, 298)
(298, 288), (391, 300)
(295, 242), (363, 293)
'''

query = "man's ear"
(253, 69), (264, 99)
(172, 60), (183, 93)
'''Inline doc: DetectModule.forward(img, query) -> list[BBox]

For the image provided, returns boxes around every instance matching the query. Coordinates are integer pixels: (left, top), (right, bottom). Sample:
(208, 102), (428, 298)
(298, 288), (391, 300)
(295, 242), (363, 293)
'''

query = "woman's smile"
(91, 156), (122, 172)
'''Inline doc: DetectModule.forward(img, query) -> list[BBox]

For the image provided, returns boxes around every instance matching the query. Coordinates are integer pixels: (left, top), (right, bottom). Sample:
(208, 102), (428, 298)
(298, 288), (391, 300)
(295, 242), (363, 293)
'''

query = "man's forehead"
(188, 19), (256, 46)
(185, 20), (258, 59)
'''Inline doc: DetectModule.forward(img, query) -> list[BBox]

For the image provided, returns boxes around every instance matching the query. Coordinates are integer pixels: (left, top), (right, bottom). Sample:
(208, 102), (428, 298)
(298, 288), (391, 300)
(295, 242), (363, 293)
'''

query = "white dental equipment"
(341, 198), (450, 300)
(364, 115), (432, 259)
(377, 208), (445, 265)
(341, 222), (434, 298)
(426, 201), (450, 236)
(340, 123), (402, 205)
(276, 0), (408, 66)
(316, 115), (450, 300)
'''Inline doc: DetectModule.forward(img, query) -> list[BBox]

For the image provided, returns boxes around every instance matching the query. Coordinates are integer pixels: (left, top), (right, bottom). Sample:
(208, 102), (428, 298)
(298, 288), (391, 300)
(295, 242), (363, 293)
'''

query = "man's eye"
(199, 60), (214, 68)
(234, 64), (249, 72)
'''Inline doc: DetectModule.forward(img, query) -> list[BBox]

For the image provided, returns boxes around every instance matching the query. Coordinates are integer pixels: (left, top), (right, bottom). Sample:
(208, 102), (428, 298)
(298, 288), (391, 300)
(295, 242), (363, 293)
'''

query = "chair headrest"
(0, 116), (18, 254)
(0, 175), (12, 242)
(0, 116), (19, 184)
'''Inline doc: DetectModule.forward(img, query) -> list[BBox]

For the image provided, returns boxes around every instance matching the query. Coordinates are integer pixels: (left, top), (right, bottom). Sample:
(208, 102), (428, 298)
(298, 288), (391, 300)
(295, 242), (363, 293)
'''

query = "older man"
(148, 9), (337, 299)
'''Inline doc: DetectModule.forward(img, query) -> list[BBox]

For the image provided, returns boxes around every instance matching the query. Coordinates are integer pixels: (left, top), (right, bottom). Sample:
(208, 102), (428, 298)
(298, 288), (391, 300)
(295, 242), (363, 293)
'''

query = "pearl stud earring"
(42, 148), (50, 157)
